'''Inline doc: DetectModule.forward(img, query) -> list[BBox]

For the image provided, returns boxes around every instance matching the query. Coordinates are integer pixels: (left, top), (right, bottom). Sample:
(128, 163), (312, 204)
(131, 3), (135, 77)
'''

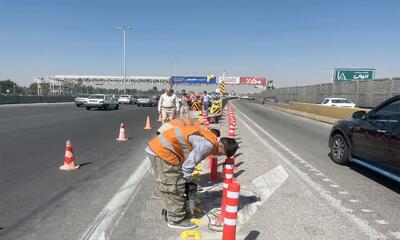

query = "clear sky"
(0, 0), (399, 87)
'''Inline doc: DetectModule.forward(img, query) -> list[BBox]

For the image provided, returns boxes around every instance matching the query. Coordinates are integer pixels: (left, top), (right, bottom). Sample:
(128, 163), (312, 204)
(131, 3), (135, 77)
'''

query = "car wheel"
(330, 134), (349, 164)
(86, 107), (91, 110)
(104, 104), (109, 111)
(76, 104), (80, 107)
(115, 104), (119, 110)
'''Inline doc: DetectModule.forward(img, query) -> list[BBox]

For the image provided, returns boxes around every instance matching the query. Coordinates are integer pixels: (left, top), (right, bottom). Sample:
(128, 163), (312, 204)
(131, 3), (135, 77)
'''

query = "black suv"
(329, 95), (400, 182)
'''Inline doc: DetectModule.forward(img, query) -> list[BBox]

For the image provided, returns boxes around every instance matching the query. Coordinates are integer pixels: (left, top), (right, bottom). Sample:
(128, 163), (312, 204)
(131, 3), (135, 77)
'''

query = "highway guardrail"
(0, 95), (74, 105)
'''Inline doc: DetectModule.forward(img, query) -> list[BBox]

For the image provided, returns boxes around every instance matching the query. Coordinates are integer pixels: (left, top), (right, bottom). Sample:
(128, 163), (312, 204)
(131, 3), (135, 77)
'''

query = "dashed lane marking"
(375, 220), (389, 225)
(234, 105), (388, 239)
(361, 209), (373, 213)
(390, 232), (400, 239)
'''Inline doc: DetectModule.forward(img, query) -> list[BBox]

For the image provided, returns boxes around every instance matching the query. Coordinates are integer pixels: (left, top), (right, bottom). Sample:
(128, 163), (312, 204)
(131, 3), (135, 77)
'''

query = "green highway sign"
(333, 68), (375, 82)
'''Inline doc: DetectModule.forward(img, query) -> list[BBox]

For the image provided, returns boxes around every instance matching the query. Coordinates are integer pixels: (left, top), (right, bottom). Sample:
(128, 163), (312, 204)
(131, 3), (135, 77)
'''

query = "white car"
(316, 98), (356, 108)
(118, 95), (135, 104)
(85, 94), (119, 110)
(74, 94), (91, 107)
(137, 96), (157, 107)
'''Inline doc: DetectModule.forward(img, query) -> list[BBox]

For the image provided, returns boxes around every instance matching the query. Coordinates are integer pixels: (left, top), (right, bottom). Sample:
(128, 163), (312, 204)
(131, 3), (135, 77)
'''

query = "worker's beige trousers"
(161, 107), (176, 124)
(148, 154), (188, 223)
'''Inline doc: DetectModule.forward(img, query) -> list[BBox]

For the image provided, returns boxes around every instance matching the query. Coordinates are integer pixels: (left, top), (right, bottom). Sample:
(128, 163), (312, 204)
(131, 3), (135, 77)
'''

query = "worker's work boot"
(167, 218), (198, 229)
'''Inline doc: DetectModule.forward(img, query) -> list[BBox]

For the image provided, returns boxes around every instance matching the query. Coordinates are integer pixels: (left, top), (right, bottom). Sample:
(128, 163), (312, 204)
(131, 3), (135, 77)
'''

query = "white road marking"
(390, 232), (400, 239)
(375, 220), (389, 225)
(361, 209), (373, 213)
(330, 184), (339, 188)
(80, 158), (151, 240)
(322, 178), (331, 182)
(237, 165), (288, 228)
(350, 199), (360, 203)
(339, 191), (349, 195)
(234, 105), (388, 239)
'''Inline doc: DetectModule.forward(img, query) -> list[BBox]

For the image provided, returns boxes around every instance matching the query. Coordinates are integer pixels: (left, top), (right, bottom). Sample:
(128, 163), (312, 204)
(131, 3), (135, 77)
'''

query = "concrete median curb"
(266, 102), (370, 124)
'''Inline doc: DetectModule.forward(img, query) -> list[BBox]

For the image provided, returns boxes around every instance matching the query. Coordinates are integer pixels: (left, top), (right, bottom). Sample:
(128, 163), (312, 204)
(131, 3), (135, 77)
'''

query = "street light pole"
(117, 26), (133, 94)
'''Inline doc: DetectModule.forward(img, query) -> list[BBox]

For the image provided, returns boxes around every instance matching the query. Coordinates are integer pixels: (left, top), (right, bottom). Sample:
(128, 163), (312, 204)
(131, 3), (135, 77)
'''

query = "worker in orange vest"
(156, 116), (204, 135)
(145, 126), (238, 229)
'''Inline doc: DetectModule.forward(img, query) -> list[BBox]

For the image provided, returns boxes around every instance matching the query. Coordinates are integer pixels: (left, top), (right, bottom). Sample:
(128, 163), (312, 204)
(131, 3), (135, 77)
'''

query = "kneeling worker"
(145, 126), (238, 229)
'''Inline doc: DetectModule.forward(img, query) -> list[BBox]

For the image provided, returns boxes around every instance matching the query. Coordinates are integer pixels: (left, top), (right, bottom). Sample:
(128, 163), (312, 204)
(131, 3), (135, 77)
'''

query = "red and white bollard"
(222, 182), (240, 240)
(209, 155), (219, 182)
(224, 162), (234, 183)
(228, 127), (235, 138)
(219, 179), (230, 222)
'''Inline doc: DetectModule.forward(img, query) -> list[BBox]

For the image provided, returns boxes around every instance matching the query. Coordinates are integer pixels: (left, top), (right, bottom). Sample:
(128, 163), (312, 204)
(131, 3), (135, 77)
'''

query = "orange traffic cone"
(144, 116), (152, 130)
(59, 140), (80, 171)
(117, 123), (128, 141)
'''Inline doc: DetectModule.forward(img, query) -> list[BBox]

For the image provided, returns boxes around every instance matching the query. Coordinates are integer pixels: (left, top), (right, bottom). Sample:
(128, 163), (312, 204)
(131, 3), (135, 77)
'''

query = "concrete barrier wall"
(268, 102), (370, 123)
(261, 78), (400, 108)
(0, 96), (74, 105)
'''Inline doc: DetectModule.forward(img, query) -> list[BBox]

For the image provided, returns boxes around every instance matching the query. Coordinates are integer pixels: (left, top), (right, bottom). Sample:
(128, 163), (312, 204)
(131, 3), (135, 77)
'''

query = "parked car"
(137, 96), (157, 107)
(263, 96), (278, 104)
(316, 98), (356, 108)
(328, 95), (400, 182)
(240, 96), (255, 100)
(118, 95), (135, 104)
(74, 94), (91, 107)
(85, 94), (119, 110)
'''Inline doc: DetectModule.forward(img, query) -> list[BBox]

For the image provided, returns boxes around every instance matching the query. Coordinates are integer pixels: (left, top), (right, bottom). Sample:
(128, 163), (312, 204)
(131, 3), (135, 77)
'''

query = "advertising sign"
(239, 76), (267, 85)
(218, 76), (240, 84)
(170, 76), (217, 85)
(333, 68), (375, 82)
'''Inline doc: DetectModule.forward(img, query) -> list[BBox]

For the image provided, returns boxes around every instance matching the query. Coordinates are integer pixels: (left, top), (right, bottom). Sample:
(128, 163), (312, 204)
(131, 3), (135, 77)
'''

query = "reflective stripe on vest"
(159, 134), (179, 157)
(189, 118), (194, 126)
(178, 118), (186, 126)
(174, 128), (190, 158)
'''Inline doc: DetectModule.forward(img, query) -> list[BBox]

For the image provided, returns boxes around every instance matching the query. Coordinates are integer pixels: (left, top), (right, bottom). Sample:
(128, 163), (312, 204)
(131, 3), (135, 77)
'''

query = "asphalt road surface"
(0, 103), (160, 239)
(233, 100), (400, 238)
(0, 100), (399, 240)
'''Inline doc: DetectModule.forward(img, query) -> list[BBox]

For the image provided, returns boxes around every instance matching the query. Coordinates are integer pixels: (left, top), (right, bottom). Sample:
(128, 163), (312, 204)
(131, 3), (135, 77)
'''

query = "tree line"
(0, 80), (162, 96)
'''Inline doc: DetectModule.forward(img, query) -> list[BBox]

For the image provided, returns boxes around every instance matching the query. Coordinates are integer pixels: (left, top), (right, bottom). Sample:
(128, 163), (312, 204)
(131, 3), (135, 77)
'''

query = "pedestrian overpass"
(33, 75), (265, 95)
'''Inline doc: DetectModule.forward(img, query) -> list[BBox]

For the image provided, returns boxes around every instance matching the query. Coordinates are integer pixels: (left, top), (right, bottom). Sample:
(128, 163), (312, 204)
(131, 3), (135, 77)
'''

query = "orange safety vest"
(169, 116), (201, 128)
(148, 126), (218, 165)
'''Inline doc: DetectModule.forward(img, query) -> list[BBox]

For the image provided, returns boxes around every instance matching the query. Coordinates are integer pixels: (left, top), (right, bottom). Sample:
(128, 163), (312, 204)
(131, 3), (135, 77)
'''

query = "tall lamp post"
(117, 25), (133, 94)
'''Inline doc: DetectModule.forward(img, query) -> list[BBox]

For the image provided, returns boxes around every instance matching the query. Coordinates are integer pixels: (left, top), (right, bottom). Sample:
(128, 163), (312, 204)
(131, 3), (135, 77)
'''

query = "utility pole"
(117, 25), (133, 94)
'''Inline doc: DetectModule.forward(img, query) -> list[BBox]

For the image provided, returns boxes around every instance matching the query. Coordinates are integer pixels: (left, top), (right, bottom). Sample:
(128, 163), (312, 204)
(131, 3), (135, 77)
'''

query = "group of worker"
(146, 87), (238, 230)
(157, 87), (218, 124)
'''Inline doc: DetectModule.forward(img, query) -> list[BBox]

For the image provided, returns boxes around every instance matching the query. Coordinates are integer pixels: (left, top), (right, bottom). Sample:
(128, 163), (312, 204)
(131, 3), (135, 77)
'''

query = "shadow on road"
(348, 162), (400, 194)
(78, 162), (93, 168)
(244, 230), (260, 240)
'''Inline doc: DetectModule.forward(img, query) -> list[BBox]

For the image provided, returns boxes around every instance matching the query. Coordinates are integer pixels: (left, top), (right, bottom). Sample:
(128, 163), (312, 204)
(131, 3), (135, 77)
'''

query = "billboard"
(218, 76), (240, 84)
(170, 76), (217, 85)
(333, 68), (375, 82)
(239, 76), (267, 85)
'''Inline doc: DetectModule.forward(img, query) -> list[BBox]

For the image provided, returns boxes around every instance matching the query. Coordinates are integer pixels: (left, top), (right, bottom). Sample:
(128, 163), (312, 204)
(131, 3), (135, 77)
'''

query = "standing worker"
(158, 87), (179, 124)
(179, 90), (191, 118)
(202, 91), (211, 113)
(145, 127), (238, 229)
